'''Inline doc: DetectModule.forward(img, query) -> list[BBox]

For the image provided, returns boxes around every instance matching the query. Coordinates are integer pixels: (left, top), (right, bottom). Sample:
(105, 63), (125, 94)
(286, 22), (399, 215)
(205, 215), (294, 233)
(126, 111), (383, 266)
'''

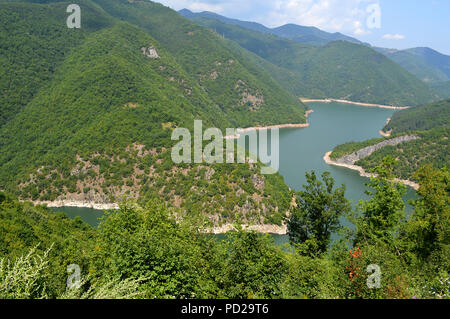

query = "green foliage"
(91, 0), (307, 128)
(91, 201), (222, 298)
(0, 0), (301, 227)
(0, 0), (114, 127)
(0, 246), (50, 299)
(332, 99), (449, 181)
(219, 231), (287, 298)
(384, 99), (450, 134)
(0, 195), (95, 297)
(0, 1), (448, 301)
(0, 169), (449, 299)
(280, 251), (339, 298)
(430, 81), (450, 99)
(354, 157), (406, 242)
(356, 128), (449, 181)
(60, 276), (145, 299)
(403, 165), (449, 262)
(288, 171), (350, 255)
(338, 241), (415, 299)
(185, 16), (437, 106)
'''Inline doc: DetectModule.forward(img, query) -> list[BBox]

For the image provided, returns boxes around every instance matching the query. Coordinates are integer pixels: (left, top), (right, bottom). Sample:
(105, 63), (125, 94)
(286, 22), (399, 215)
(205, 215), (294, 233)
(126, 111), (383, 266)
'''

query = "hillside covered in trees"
(1, 162), (448, 299)
(182, 13), (439, 106)
(0, 0), (304, 227)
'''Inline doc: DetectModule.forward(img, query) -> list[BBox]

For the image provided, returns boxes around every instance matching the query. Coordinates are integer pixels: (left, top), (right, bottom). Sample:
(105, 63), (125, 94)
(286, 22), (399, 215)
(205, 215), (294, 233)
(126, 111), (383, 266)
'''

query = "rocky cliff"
(335, 135), (420, 165)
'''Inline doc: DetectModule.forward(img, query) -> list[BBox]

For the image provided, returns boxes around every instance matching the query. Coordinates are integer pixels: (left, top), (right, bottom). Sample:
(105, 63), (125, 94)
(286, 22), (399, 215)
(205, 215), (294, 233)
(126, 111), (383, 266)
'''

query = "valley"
(50, 102), (418, 234)
(0, 0), (448, 301)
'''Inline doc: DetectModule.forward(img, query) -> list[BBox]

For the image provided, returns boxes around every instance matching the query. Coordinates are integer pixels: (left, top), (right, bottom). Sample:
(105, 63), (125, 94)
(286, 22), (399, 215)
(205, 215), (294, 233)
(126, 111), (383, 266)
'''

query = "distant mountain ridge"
(376, 46), (450, 84)
(181, 12), (438, 106)
(179, 9), (364, 46)
(180, 9), (450, 101)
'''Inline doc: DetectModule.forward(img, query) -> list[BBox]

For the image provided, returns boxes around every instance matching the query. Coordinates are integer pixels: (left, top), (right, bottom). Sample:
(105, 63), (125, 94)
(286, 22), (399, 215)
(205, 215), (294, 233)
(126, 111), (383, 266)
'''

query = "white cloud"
(382, 33), (405, 40)
(353, 20), (371, 35)
(155, 0), (380, 36)
(188, 2), (224, 13)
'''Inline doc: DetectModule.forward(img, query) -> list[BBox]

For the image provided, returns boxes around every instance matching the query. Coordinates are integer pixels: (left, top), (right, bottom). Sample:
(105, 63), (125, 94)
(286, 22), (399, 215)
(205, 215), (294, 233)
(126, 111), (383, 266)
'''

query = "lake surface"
(52, 102), (416, 243)
(272, 102), (416, 207)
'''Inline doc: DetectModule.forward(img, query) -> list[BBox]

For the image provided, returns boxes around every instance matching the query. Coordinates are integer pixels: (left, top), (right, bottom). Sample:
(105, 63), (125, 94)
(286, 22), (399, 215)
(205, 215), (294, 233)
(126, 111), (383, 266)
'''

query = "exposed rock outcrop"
(141, 46), (159, 59)
(336, 135), (419, 165)
(323, 135), (421, 190)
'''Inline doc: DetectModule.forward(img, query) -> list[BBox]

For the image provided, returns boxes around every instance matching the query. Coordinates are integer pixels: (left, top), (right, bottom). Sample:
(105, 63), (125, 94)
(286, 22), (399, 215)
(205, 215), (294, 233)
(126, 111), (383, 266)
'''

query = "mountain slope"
(430, 81), (450, 99)
(405, 48), (450, 79)
(271, 23), (362, 46)
(185, 15), (437, 106)
(0, 0), (114, 127)
(383, 99), (450, 134)
(91, 0), (307, 128)
(376, 47), (450, 84)
(0, 1), (295, 227)
(179, 9), (363, 46)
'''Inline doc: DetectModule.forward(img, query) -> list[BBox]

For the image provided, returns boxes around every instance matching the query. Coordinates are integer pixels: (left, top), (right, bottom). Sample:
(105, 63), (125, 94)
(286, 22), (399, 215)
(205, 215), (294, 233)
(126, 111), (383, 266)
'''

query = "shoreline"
(206, 223), (287, 235)
(30, 200), (288, 234)
(323, 151), (419, 190)
(32, 200), (119, 210)
(225, 109), (314, 140)
(379, 117), (392, 137)
(301, 98), (410, 110)
(379, 129), (392, 137)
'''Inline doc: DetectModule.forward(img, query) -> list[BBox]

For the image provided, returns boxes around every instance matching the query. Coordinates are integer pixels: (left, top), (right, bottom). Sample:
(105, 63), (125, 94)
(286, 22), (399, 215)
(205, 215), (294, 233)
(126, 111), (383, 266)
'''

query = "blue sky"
(155, 0), (450, 55)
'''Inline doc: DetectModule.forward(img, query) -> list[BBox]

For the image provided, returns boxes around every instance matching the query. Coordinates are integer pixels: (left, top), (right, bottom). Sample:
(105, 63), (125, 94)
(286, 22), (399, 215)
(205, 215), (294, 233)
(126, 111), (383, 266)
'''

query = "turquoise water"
(52, 102), (416, 243)
(272, 102), (416, 208)
(52, 206), (105, 227)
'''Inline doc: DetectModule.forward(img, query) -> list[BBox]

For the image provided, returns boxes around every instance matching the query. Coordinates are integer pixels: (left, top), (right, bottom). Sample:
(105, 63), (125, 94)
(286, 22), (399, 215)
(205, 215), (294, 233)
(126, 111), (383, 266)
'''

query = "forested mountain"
(183, 15), (438, 106)
(376, 47), (450, 84)
(0, 1), (448, 301)
(0, 0), (114, 127)
(331, 99), (450, 181)
(384, 99), (450, 134)
(179, 9), (363, 46)
(90, 0), (307, 127)
(430, 81), (450, 99)
(181, 9), (450, 103)
(0, 0), (300, 227)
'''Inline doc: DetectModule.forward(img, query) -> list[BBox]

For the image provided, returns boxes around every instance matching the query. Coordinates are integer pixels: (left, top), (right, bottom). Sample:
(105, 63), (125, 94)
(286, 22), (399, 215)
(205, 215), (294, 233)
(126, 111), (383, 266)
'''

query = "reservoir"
(52, 102), (416, 240)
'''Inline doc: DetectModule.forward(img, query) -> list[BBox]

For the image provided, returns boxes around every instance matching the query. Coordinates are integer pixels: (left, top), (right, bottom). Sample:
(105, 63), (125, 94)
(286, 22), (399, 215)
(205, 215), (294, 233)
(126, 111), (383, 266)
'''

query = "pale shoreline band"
(224, 109), (314, 139)
(301, 98), (410, 110)
(323, 151), (419, 190)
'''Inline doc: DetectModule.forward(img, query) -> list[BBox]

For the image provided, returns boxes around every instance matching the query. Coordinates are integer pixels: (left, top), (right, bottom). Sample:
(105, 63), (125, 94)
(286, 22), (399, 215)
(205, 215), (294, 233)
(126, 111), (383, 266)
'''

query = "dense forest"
(384, 99), (450, 134)
(430, 81), (450, 99)
(182, 15), (439, 106)
(1, 162), (448, 299)
(376, 47), (450, 85)
(0, 0), (304, 227)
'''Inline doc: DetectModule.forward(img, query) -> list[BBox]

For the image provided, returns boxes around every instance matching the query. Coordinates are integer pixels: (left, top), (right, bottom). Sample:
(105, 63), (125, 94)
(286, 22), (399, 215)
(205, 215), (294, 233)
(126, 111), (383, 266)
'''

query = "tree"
(355, 156), (406, 243)
(220, 231), (287, 299)
(92, 200), (221, 299)
(404, 165), (449, 261)
(288, 171), (350, 256)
